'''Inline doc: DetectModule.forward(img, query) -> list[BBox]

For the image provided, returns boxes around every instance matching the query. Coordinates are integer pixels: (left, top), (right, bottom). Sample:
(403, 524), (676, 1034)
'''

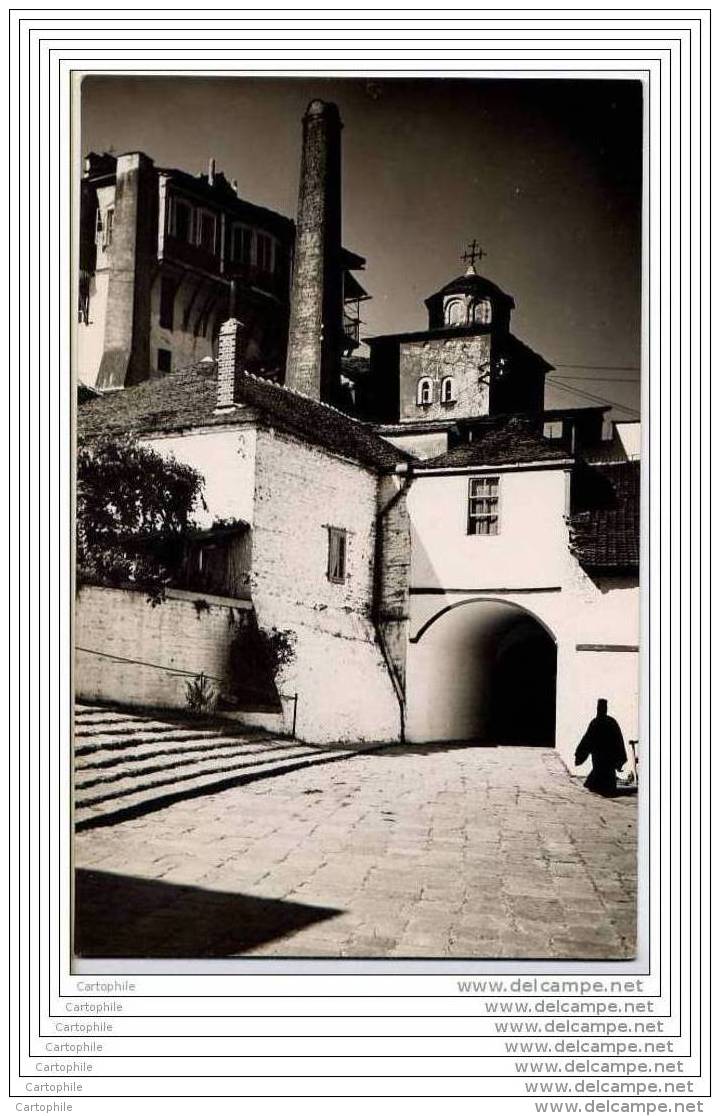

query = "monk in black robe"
(575, 699), (627, 796)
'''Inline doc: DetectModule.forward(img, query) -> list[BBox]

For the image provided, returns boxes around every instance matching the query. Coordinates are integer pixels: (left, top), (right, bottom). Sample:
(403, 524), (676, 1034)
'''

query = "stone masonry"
(284, 100), (344, 402)
(399, 334), (492, 422)
(215, 318), (246, 409)
(96, 152), (156, 390)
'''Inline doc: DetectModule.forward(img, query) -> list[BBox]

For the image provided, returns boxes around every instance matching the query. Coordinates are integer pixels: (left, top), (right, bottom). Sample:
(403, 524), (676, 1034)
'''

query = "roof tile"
(77, 363), (410, 471)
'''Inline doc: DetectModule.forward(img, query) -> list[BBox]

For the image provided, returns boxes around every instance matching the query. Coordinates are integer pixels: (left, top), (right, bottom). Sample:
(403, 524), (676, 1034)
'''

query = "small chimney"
(215, 318), (246, 411)
(208, 157), (216, 186)
(285, 100), (343, 402)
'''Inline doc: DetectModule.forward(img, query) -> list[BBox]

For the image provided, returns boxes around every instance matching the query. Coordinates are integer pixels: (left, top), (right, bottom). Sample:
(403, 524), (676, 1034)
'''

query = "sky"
(81, 76), (643, 419)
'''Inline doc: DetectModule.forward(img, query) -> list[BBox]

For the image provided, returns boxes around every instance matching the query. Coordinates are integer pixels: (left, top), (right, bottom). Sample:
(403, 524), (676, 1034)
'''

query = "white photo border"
(6, 7), (715, 1104)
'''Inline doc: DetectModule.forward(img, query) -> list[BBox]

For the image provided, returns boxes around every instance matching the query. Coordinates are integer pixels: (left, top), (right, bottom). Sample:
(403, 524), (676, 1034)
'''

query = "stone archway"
(406, 598), (558, 745)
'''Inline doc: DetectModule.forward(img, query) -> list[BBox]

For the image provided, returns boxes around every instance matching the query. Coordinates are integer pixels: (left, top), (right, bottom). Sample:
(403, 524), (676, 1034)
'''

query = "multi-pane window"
(197, 209), (217, 254)
(543, 420), (564, 441)
(327, 527), (347, 583)
(173, 200), (192, 242)
(467, 476), (500, 535)
(172, 199), (193, 243)
(256, 232), (274, 273)
(232, 224), (254, 266)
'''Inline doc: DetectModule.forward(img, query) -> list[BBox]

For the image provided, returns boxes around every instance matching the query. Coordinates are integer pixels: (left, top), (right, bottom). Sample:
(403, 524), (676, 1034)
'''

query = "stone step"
(74, 741), (324, 807)
(74, 734), (293, 771)
(74, 739), (313, 790)
(74, 726), (237, 749)
(75, 709), (156, 725)
(74, 746), (359, 831)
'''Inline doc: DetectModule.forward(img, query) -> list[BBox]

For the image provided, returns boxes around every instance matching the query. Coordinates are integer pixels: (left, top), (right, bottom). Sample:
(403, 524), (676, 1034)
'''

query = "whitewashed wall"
(404, 465), (640, 769)
(250, 428), (400, 744)
(144, 426), (257, 528)
(86, 422), (401, 744)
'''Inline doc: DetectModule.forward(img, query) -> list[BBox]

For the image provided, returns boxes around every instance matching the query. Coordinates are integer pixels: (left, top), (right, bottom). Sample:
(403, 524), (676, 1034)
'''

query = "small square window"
(543, 420), (565, 440)
(467, 476), (500, 535)
(327, 527), (347, 583)
(157, 348), (172, 374)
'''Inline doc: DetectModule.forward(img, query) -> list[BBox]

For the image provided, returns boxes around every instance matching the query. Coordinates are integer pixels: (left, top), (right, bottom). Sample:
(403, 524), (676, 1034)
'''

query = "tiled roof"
(569, 461), (640, 572)
(77, 363), (411, 471)
(416, 416), (572, 469)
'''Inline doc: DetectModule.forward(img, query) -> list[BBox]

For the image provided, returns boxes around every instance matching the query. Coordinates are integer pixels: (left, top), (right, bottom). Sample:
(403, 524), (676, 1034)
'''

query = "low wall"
(75, 584), (274, 721)
(75, 584), (401, 744)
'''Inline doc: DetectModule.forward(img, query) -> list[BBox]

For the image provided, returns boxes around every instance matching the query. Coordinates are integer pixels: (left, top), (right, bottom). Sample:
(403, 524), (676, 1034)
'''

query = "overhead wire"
(545, 377), (641, 416)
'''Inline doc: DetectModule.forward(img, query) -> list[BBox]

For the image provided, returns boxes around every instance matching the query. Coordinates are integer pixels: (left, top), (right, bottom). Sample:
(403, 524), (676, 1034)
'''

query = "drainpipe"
(373, 461), (414, 744)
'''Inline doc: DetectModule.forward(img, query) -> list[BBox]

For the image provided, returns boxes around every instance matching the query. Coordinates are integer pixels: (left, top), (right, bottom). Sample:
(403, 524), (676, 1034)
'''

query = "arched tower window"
(444, 297), (466, 326)
(417, 377), (433, 405)
(472, 297), (492, 325)
(441, 376), (456, 404)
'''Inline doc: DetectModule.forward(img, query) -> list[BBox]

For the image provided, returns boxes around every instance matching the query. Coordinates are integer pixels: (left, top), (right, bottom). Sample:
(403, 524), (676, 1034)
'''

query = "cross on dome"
(462, 239), (486, 274)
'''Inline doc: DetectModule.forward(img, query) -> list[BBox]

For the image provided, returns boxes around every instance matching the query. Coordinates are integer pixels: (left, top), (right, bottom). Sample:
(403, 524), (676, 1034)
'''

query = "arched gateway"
(406, 598), (558, 746)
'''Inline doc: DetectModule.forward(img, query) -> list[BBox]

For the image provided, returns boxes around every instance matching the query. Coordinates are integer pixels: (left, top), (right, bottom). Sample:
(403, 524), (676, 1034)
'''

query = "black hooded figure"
(575, 699), (627, 796)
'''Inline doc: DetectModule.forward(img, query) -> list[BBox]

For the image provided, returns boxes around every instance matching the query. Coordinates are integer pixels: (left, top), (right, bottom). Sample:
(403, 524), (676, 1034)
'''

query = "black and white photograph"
(72, 75), (642, 962)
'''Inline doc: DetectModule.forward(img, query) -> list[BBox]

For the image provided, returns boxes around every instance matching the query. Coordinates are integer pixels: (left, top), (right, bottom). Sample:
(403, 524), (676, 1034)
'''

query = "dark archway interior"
(409, 600), (558, 745)
(489, 617), (557, 745)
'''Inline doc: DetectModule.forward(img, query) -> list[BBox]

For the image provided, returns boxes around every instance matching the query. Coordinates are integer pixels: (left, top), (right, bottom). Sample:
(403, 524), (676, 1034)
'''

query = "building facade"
(77, 129), (368, 393)
(75, 99), (641, 773)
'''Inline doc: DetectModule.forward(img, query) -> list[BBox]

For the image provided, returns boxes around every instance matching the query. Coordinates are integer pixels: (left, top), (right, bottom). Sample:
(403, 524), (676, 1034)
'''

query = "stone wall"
(398, 334), (491, 422)
(75, 585), (261, 716)
(285, 100), (343, 402)
(375, 471), (412, 693)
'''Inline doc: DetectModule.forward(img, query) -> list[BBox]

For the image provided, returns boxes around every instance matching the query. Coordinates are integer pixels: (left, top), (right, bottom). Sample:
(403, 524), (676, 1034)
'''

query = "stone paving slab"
(74, 743), (637, 960)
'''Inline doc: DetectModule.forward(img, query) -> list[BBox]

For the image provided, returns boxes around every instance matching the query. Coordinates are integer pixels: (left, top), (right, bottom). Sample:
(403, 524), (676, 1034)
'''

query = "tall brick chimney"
(285, 100), (343, 402)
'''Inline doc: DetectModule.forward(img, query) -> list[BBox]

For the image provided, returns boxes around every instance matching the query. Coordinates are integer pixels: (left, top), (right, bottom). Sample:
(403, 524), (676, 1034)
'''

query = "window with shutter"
(327, 527), (347, 583)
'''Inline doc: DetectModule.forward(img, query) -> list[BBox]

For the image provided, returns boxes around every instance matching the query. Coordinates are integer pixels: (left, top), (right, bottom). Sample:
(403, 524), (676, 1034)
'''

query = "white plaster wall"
(76, 271), (109, 388)
(408, 467), (571, 591)
(380, 430), (450, 460)
(404, 467), (640, 770)
(615, 422), (642, 460)
(150, 277), (216, 375)
(121, 423), (399, 742)
(250, 429), (400, 743)
(143, 426), (257, 529)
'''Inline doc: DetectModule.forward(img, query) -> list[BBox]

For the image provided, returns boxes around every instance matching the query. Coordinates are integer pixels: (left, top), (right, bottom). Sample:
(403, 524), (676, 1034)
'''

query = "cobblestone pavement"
(74, 743), (637, 960)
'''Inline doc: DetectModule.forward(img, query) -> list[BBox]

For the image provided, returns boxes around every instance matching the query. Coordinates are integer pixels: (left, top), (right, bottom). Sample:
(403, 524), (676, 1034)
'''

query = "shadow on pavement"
(74, 868), (341, 958)
(371, 740), (501, 757)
